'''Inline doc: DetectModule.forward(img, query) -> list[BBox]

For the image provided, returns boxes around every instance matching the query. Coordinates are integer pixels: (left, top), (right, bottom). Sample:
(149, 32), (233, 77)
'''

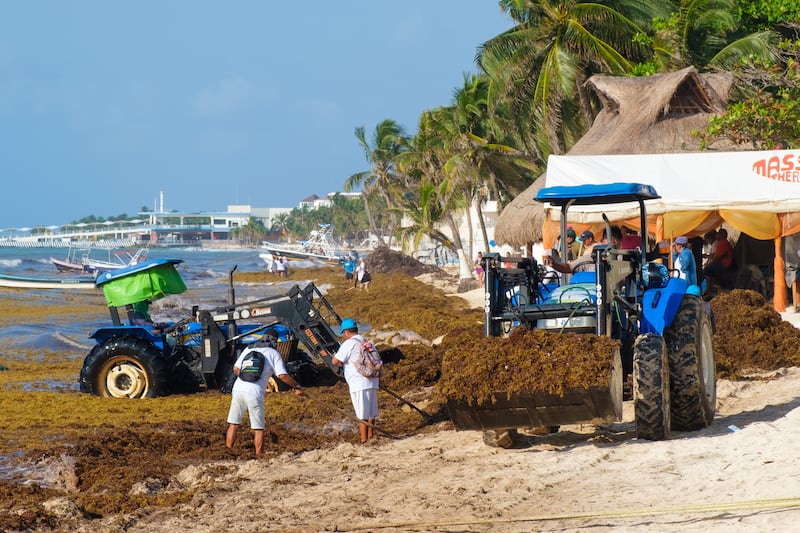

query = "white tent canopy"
(544, 149), (800, 225)
(541, 149), (800, 311)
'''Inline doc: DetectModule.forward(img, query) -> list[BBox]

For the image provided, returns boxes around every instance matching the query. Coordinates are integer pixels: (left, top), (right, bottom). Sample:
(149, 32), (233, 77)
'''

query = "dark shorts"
(703, 262), (727, 278)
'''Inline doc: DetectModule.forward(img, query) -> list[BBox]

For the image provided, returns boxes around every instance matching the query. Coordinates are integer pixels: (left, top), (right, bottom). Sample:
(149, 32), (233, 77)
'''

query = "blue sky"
(0, 2), (512, 229)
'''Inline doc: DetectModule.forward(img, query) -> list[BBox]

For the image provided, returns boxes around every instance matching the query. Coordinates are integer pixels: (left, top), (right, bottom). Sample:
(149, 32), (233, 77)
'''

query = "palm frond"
(709, 31), (780, 70)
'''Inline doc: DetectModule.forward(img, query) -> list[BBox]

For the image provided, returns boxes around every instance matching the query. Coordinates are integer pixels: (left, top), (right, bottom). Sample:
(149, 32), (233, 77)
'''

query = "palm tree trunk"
(476, 196), (490, 253)
(445, 213), (477, 292)
(362, 196), (380, 245)
(381, 190), (398, 248)
(576, 68), (595, 129)
(464, 201), (475, 261)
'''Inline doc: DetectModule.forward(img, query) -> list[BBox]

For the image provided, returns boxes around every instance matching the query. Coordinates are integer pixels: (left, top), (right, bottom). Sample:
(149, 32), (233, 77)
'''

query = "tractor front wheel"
(633, 333), (671, 440)
(663, 295), (716, 430)
(79, 337), (168, 398)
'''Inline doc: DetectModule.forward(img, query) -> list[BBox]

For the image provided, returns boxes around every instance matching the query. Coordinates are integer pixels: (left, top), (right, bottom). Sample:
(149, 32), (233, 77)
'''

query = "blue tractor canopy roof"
(535, 182), (660, 206)
(95, 258), (187, 307)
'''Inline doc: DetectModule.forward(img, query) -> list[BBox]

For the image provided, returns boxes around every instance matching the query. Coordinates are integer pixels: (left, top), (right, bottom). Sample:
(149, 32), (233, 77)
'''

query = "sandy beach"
(47, 287), (799, 533)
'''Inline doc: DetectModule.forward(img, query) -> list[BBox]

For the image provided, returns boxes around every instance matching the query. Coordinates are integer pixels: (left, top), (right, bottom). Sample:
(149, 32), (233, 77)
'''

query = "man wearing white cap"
(672, 236), (698, 286)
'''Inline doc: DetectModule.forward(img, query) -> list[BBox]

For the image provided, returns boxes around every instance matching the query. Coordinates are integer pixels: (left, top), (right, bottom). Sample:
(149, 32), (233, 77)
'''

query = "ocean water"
(0, 246), (320, 374)
(0, 246), (268, 283)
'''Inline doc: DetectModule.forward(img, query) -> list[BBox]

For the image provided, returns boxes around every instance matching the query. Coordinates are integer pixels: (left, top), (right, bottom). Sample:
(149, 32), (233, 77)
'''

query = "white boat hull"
(0, 273), (97, 290)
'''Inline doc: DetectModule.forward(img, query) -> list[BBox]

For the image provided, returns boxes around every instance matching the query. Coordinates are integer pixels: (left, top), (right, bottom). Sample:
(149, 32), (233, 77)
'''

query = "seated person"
(540, 252), (561, 284)
(131, 300), (165, 333)
(702, 228), (734, 290)
(601, 225), (623, 248)
(701, 230), (717, 268)
(551, 230), (597, 274)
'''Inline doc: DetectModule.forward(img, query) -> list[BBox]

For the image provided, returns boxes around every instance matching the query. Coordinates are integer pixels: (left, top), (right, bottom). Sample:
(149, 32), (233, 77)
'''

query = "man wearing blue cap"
(672, 236), (697, 286)
(331, 318), (379, 443)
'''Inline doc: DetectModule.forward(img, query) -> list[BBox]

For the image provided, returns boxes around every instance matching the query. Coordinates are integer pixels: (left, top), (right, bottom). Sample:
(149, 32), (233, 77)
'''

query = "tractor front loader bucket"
(446, 348), (624, 431)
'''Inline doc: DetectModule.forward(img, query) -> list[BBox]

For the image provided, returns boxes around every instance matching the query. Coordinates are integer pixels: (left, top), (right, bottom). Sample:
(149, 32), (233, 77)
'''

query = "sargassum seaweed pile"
(438, 327), (620, 406)
(710, 289), (800, 378)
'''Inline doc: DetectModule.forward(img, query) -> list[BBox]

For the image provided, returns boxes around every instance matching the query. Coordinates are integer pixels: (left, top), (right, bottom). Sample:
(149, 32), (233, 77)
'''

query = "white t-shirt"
(541, 265), (560, 284)
(333, 334), (379, 392)
(231, 345), (288, 396)
(356, 260), (367, 281)
(674, 253), (685, 279)
(703, 241), (717, 266)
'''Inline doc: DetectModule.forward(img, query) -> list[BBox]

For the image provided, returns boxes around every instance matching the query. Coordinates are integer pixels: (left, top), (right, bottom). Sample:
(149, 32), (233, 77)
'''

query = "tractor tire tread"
(79, 336), (168, 398)
(663, 296), (716, 431)
(633, 333), (671, 441)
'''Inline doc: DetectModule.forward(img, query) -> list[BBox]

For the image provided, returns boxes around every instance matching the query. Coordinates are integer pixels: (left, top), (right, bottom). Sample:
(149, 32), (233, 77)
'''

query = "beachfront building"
(138, 205), (292, 245)
(136, 190), (361, 245)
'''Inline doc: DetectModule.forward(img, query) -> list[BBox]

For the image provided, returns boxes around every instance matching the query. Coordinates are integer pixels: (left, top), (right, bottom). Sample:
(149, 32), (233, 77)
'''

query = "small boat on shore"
(0, 273), (97, 290)
(51, 247), (148, 274)
(259, 247), (345, 266)
(260, 224), (350, 266)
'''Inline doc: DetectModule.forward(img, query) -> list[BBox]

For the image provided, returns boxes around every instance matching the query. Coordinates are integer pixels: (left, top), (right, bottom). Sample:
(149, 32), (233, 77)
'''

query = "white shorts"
(227, 389), (266, 430)
(350, 388), (378, 420)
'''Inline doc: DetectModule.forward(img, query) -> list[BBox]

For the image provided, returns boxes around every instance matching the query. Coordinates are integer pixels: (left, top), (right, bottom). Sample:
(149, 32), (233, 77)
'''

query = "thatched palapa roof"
(494, 66), (734, 248)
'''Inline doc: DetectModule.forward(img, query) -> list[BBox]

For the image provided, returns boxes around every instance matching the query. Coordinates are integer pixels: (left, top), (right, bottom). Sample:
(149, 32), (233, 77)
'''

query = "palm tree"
(398, 108), (480, 289)
(345, 119), (408, 244)
(479, 0), (664, 158)
(237, 217), (267, 246)
(648, 0), (777, 71)
(270, 212), (290, 238)
(393, 177), (454, 252)
(445, 74), (539, 252)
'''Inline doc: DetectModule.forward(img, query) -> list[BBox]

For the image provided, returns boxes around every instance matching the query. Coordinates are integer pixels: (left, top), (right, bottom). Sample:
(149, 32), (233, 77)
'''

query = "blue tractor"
(79, 259), (345, 398)
(447, 183), (716, 446)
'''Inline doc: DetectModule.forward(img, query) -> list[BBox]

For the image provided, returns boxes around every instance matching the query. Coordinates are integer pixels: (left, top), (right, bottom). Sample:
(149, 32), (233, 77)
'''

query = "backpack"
(238, 350), (266, 382)
(352, 339), (383, 378)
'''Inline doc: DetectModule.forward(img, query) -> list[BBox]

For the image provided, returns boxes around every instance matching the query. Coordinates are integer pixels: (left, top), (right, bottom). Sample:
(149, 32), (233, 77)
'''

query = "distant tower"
(159, 190), (165, 213)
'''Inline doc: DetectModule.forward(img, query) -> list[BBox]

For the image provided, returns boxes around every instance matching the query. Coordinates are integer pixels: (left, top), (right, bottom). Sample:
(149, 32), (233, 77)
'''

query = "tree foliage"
(698, 29), (800, 149)
(282, 194), (372, 247)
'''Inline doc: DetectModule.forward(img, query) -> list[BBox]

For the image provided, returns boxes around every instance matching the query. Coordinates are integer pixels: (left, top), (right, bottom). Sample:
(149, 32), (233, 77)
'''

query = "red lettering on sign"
(752, 153), (800, 181)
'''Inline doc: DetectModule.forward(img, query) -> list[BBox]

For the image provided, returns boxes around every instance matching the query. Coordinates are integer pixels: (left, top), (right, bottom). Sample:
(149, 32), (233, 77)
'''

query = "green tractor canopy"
(95, 259), (187, 307)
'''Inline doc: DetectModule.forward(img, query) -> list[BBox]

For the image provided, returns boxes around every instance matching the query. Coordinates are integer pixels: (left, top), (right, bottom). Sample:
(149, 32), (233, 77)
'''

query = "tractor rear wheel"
(663, 296), (716, 430)
(632, 333), (671, 440)
(80, 337), (168, 398)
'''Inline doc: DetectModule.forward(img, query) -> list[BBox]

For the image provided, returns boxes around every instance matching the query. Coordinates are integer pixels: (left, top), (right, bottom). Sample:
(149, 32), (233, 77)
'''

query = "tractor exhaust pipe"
(228, 265), (237, 306)
(227, 265), (238, 342)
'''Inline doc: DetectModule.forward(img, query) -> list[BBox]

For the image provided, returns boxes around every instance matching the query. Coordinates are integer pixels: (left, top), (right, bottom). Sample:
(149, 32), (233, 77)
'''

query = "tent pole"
(774, 237), (788, 312)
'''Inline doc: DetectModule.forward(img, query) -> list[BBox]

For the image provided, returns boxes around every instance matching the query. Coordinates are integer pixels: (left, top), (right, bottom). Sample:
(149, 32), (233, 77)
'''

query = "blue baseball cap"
(339, 318), (357, 334)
